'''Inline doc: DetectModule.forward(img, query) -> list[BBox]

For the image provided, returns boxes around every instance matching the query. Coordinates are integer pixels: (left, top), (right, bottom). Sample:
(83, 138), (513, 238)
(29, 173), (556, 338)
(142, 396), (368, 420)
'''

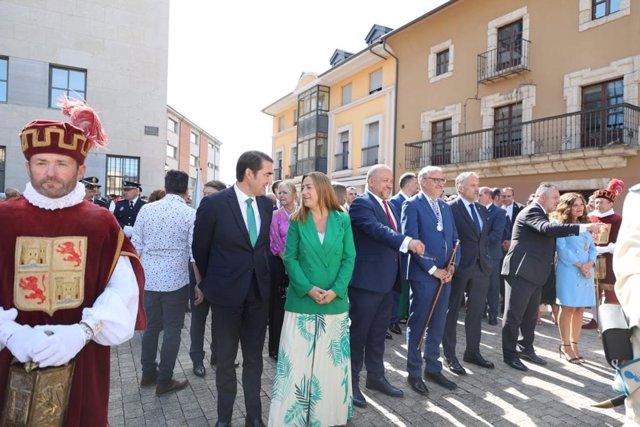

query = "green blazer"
(283, 210), (355, 314)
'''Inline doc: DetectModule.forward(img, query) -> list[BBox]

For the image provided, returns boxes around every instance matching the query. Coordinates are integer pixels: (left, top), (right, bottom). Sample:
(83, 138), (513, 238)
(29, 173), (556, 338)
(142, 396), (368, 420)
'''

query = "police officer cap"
(123, 180), (142, 191)
(80, 176), (101, 188)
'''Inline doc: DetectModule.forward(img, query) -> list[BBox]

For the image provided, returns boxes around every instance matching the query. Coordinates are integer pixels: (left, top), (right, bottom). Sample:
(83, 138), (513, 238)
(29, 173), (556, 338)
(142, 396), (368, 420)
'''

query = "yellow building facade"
(263, 25), (397, 192)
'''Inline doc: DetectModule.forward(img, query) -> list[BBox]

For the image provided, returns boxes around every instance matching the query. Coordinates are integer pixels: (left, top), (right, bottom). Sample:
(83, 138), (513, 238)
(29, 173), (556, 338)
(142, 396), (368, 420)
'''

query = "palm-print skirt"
(268, 311), (353, 427)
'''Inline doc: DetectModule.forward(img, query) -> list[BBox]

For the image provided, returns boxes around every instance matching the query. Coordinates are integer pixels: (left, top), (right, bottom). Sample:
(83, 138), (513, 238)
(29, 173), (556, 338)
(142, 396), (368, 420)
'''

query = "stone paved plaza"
(109, 310), (625, 426)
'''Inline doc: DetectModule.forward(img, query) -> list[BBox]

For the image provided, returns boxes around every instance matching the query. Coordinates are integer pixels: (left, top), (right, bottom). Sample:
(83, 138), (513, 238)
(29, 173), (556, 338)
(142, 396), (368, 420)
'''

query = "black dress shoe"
(140, 372), (157, 387)
(424, 371), (457, 390)
(156, 378), (190, 395)
(488, 314), (498, 325)
(504, 357), (529, 372)
(385, 331), (392, 340)
(389, 323), (402, 335)
(463, 351), (495, 369)
(193, 362), (206, 377)
(365, 377), (404, 398)
(352, 387), (367, 408)
(407, 376), (429, 396)
(445, 357), (467, 375)
(517, 350), (547, 366)
(245, 417), (265, 427)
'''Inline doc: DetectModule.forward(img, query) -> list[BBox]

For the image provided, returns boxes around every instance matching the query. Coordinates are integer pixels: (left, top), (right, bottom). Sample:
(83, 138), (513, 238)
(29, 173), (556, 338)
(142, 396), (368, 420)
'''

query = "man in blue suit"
(402, 166), (458, 396)
(388, 172), (419, 335)
(192, 151), (274, 427)
(480, 187), (509, 326)
(349, 165), (425, 408)
(442, 172), (494, 379)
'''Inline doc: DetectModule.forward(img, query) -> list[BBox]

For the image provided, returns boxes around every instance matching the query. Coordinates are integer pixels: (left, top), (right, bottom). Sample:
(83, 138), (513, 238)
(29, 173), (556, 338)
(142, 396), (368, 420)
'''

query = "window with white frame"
(190, 131), (199, 145)
(428, 40), (454, 83)
(362, 121), (379, 166)
(274, 150), (283, 180)
(579, 0), (629, 31)
(335, 130), (350, 171)
(278, 116), (285, 132)
(167, 118), (177, 133)
(166, 144), (177, 158)
(190, 154), (198, 167)
(369, 69), (382, 94)
(342, 83), (352, 105)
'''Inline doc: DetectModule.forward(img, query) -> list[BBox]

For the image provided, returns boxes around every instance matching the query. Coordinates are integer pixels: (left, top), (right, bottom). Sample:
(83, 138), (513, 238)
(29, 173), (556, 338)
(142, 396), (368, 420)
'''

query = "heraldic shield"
(13, 237), (87, 316)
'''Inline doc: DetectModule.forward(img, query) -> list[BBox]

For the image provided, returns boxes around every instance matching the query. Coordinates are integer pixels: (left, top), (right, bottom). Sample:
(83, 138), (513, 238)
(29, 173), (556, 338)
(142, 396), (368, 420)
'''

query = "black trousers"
(212, 276), (268, 422)
(443, 263), (491, 358)
(189, 281), (215, 364)
(268, 254), (287, 357)
(502, 275), (542, 359)
(349, 287), (393, 384)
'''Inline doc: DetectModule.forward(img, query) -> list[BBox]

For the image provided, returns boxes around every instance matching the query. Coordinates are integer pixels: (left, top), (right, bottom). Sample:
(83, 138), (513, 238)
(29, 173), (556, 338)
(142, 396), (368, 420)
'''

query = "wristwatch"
(78, 322), (94, 344)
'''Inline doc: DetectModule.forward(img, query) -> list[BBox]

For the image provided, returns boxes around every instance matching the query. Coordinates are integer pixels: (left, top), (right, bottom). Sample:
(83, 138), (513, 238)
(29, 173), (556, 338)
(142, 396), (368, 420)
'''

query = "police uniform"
(80, 176), (108, 208)
(114, 181), (146, 234)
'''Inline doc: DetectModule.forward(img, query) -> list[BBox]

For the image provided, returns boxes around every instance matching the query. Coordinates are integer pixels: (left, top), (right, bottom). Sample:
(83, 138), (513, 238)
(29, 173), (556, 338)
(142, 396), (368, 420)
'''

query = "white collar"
(23, 182), (85, 211)
(590, 208), (615, 218)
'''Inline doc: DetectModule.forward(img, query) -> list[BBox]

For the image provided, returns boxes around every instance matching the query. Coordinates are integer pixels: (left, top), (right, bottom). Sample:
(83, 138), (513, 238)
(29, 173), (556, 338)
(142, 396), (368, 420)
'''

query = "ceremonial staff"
(417, 239), (460, 350)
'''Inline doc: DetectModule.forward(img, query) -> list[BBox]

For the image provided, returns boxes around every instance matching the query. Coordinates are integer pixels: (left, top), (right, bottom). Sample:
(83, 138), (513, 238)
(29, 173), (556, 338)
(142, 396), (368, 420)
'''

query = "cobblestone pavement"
(109, 310), (625, 426)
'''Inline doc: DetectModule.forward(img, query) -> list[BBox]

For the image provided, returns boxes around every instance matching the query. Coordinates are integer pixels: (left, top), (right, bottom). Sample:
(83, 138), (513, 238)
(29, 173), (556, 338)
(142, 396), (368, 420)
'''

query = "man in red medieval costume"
(0, 98), (145, 426)
(585, 178), (625, 329)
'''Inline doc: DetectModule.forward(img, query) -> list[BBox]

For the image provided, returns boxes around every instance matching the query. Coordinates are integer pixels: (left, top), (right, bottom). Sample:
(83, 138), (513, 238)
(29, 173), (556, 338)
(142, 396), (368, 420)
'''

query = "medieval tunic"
(589, 209), (622, 303)
(0, 182), (144, 427)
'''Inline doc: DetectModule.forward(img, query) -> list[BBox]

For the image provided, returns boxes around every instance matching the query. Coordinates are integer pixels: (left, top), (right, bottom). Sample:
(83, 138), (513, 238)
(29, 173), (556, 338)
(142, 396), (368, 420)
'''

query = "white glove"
(0, 307), (18, 325)
(32, 324), (86, 367)
(607, 242), (616, 253)
(123, 225), (133, 238)
(1, 323), (50, 363)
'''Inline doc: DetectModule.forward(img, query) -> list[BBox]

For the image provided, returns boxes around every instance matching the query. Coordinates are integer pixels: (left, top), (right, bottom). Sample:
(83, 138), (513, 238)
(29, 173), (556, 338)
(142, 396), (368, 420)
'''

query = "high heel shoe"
(571, 341), (586, 363)
(559, 344), (582, 364)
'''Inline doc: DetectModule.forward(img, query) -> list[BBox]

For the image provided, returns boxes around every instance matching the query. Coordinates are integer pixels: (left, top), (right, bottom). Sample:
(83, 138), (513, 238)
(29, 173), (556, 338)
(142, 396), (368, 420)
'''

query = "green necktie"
(246, 198), (258, 247)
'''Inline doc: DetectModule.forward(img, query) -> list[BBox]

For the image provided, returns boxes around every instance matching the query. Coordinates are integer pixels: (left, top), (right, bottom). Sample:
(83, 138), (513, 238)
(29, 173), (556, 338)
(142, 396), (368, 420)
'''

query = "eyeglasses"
(426, 177), (446, 184)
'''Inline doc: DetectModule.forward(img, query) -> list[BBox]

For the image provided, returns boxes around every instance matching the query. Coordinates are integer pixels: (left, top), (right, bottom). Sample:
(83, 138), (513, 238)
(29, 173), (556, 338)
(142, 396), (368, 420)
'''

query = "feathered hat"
(593, 178), (625, 203)
(19, 97), (108, 164)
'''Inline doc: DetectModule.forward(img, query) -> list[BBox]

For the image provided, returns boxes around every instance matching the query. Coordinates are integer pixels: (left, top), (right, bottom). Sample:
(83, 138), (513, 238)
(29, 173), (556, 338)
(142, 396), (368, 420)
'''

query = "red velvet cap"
(593, 178), (625, 203)
(20, 120), (91, 164)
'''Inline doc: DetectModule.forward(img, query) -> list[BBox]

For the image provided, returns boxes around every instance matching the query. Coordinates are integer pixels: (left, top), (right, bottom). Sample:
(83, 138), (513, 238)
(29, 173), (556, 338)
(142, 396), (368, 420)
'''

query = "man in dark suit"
(502, 183), (600, 371)
(349, 165), (425, 408)
(388, 172), (419, 335)
(192, 151), (274, 427)
(443, 172), (494, 378)
(480, 187), (509, 326)
(114, 180), (145, 238)
(501, 187), (524, 229)
(402, 166), (458, 396)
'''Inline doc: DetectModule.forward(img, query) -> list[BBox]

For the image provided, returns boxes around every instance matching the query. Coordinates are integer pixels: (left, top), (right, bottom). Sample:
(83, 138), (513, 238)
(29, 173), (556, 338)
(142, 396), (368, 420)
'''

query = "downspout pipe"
(381, 38), (400, 193)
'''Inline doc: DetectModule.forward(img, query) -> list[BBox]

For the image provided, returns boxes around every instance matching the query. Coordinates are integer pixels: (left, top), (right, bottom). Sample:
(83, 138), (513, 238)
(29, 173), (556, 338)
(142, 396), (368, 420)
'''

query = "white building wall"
(0, 0), (170, 194)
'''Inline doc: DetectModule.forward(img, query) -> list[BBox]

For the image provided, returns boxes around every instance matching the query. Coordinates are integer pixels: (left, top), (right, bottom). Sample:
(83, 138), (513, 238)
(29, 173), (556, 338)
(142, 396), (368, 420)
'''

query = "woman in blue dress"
(551, 192), (597, 364)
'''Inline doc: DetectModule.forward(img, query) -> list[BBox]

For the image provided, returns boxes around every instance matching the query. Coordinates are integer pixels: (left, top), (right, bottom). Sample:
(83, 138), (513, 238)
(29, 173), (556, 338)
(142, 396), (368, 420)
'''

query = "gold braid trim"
(106, 229), (125, 281)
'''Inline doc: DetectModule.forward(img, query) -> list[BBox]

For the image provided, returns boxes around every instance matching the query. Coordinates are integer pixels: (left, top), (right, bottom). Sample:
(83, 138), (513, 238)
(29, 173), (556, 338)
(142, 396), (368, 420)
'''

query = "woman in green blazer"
(268, 172), (356, 427)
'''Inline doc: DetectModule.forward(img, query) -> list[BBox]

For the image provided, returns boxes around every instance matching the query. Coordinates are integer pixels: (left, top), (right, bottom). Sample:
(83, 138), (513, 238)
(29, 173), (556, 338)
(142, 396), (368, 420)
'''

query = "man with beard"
(0, 99), (145, 426)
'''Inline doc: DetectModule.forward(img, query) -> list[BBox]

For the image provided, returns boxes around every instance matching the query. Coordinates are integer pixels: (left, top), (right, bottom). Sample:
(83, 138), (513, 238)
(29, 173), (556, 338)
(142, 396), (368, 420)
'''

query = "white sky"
(167, 0), (448, 184)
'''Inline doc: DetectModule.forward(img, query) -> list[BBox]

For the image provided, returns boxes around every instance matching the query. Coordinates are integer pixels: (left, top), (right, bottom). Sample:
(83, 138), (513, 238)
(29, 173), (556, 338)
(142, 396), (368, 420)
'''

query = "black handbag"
(598, 303), (634, 367)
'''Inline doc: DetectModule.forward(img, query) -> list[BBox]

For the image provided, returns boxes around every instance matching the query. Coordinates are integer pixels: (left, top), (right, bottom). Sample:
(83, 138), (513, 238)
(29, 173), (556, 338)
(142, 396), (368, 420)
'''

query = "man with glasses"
(114, 180), (146, 238)
(402, 166), (459, 396)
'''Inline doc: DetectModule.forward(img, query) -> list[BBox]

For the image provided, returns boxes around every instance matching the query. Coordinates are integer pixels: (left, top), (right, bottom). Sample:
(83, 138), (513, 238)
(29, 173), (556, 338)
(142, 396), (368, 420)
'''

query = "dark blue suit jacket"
(448, 198), (492, 276)
(349, 192), (406, 294)
(192, 186), (273, 307)
(487, 204), (508, 262)
(402, 193), (458, 282)
(388, 192), (406, 217)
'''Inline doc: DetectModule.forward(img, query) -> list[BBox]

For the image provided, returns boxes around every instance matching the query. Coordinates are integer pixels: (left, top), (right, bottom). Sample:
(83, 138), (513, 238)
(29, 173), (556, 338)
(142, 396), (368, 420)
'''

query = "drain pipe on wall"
(381, 38), (401, 192)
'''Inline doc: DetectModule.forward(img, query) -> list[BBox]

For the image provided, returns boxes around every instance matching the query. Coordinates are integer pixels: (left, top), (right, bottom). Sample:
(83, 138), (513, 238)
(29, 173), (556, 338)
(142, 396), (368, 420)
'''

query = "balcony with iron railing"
(362, 145), (379, 167)
(405, 103), (640, 171)
(295, 156), (327, 176)
(335, 151), (349, 171)
(478, 39), (530, 83)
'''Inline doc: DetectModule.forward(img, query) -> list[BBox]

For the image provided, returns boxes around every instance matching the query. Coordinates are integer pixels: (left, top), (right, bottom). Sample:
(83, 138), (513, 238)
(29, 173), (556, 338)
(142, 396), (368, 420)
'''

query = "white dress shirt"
(368, 191), (411, 253)
(234, 184), (262, 234)
(132, 194), (195, 292)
